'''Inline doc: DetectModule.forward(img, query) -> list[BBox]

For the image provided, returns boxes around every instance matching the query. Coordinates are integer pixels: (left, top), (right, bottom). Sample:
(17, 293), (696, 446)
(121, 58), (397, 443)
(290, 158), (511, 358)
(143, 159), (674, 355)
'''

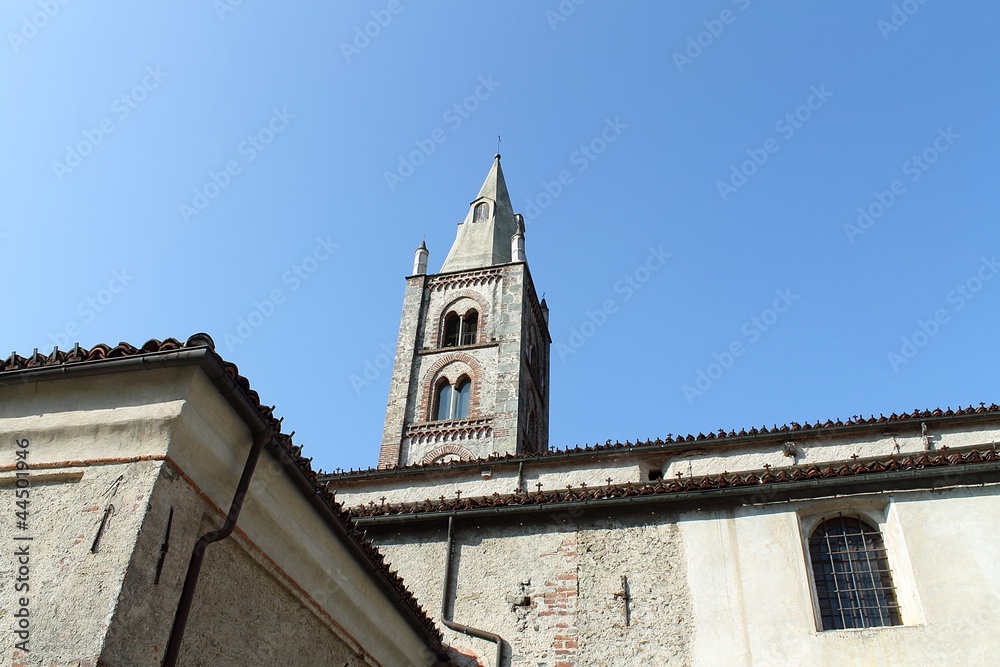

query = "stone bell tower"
(378, 155), (551, 469)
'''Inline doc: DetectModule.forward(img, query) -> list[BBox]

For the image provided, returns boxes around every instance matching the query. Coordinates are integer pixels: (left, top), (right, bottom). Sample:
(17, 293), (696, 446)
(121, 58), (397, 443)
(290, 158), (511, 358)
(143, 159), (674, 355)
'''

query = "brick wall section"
(539, 536), (579, 666)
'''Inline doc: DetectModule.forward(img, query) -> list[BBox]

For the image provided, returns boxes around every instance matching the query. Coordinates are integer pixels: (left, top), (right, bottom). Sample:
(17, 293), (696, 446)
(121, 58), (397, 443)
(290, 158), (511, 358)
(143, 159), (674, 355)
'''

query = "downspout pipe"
(442, 515), (504, 667)
(162, 426), (272, 667)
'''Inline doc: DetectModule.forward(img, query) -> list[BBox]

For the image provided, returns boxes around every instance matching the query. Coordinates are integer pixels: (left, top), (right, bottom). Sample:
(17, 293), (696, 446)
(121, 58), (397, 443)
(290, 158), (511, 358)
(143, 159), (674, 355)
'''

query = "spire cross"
(497, 135), (501, 156)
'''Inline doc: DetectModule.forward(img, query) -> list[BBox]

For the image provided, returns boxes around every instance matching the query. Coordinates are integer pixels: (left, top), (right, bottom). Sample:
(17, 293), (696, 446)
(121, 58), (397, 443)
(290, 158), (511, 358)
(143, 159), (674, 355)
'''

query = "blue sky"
(3, 2), (998, 473)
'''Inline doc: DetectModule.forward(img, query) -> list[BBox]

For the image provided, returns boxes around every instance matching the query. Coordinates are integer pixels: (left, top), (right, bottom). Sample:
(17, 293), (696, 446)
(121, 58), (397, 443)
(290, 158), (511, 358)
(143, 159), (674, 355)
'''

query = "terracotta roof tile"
(0, 337), (442, 645)
(350, 446), (1000, 518)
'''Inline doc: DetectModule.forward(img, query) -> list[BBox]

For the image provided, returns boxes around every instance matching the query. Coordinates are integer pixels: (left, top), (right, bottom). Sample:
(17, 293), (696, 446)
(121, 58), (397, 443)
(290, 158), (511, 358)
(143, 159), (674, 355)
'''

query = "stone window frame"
(796, 497), (924, 632)
(433, 373), (473, 421)
(419, 353), (485, 423)
(433, 291), (490, 348)
(472, 200), (491, 222)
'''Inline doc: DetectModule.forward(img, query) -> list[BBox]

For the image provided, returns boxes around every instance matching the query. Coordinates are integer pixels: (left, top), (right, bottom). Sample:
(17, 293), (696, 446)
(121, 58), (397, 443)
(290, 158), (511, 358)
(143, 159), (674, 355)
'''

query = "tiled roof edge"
(0, 336), (443, 646)
(349, 445), (1000, 519)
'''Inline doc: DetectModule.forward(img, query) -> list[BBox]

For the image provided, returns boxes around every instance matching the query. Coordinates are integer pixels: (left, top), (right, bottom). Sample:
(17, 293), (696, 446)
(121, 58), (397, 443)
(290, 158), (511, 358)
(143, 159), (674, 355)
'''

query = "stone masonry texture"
(369, 511), (693, 666)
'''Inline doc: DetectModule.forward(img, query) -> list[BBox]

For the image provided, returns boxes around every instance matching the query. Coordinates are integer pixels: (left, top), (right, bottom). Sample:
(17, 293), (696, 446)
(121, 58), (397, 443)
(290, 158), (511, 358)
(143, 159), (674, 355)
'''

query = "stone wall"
(369, 510), (694, 666)
(380, 262), (549, 468)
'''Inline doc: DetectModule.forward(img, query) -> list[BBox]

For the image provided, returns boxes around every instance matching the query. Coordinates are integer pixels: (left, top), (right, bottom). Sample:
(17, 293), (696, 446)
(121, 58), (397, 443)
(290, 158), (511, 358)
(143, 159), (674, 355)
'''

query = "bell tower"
(378, 155), (551, 469)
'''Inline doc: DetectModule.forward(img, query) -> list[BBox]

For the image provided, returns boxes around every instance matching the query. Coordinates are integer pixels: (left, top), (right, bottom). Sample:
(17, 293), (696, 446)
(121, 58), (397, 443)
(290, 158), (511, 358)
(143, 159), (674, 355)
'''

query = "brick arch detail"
(432, 289), (491, 347)
(422, 443), (476, 464)
(420, 352), (486, 422)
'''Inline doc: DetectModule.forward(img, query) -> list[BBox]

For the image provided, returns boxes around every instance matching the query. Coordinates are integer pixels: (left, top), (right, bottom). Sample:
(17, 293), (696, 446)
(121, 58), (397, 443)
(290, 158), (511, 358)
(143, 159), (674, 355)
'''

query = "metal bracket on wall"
(613, 574), (632, 627)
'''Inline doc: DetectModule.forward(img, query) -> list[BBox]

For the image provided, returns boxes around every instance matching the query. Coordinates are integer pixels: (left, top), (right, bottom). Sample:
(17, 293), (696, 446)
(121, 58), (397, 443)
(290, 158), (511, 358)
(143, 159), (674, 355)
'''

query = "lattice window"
(809, 515), (902, 630)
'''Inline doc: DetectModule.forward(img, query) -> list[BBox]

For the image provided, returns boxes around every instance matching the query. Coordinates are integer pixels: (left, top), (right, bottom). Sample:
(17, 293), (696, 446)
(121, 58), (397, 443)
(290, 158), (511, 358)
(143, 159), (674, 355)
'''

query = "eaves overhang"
(0, 336), (446, 656)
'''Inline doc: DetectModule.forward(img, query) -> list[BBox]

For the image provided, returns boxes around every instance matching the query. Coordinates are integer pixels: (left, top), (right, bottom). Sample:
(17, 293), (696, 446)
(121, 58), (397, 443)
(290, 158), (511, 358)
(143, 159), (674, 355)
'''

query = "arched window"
(442, 309), (478, 347)
(473, 202), (490, 222)
(460, 311), (478, 345)
(809, 515), (901, 630)
(434, 382), (453, 421)
(453, 378), (471, 419)
(433, 378), (472, 421)
(443, 313), (461, 347)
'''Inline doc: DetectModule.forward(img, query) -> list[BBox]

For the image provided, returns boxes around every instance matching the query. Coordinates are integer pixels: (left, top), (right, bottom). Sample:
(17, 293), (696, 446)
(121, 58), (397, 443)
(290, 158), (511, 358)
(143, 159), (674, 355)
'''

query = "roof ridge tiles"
(349, 444), (1000, 519)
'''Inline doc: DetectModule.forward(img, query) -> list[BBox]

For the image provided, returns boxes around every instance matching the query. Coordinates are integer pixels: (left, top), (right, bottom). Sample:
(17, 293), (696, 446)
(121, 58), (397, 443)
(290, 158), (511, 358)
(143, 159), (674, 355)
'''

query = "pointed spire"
(474, 154), (513, 210)
(440, 155), (521, 272)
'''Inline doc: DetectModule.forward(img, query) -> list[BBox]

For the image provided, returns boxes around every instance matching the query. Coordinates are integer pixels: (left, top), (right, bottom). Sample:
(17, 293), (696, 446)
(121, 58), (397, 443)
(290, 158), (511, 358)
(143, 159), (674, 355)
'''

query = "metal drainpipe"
(162, 427), (271, 667)
(441, 515), (504, 667)
(516, 461), (525, 494)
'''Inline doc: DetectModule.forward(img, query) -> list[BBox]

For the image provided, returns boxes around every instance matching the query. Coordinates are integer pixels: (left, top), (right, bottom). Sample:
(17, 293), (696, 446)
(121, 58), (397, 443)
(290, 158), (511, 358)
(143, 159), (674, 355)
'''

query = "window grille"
(809, 515), (902, 630)
(444, 314), (461, 347)
(473, 202), (490, 222)
(460, 312), (478, 345)
(443, 310), (478, 347)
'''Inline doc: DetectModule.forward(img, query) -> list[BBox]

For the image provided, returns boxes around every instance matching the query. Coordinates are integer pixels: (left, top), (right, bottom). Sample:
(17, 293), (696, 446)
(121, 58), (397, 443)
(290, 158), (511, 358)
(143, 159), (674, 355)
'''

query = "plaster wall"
(679, 485), (1000, 666)
(341, 420), (1000, 510)
(334, 458), (641, 508)
(662, 423), (1000, 480)
(0, 370), (183, 664)
(0, 367), (439, 667)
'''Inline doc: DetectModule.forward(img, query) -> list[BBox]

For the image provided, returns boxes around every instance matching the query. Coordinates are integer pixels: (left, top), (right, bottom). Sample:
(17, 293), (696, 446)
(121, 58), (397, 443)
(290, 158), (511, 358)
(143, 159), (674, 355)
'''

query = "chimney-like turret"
(412, 241), (428, 275)
(511, 214), (526, 263)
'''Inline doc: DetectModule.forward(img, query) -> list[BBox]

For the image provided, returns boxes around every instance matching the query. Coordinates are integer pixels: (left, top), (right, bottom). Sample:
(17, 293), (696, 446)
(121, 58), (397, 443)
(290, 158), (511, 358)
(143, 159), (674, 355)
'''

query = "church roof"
(439, 155), (522, 272)
(348, 445), (1000, 520)
(0, 336), (443, 648)
(324, 402), (1000, 479)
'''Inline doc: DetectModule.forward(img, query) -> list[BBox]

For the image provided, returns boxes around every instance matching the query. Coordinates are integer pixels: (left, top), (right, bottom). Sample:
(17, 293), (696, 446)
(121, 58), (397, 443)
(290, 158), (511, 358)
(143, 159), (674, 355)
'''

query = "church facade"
(327, 157), (1000, 666)
(3, 156), (1000, 666)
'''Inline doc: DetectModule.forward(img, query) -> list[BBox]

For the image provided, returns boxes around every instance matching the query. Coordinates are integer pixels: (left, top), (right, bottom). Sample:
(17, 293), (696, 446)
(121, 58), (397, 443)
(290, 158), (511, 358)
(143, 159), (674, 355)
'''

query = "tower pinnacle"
(440, 155), (521, 272)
